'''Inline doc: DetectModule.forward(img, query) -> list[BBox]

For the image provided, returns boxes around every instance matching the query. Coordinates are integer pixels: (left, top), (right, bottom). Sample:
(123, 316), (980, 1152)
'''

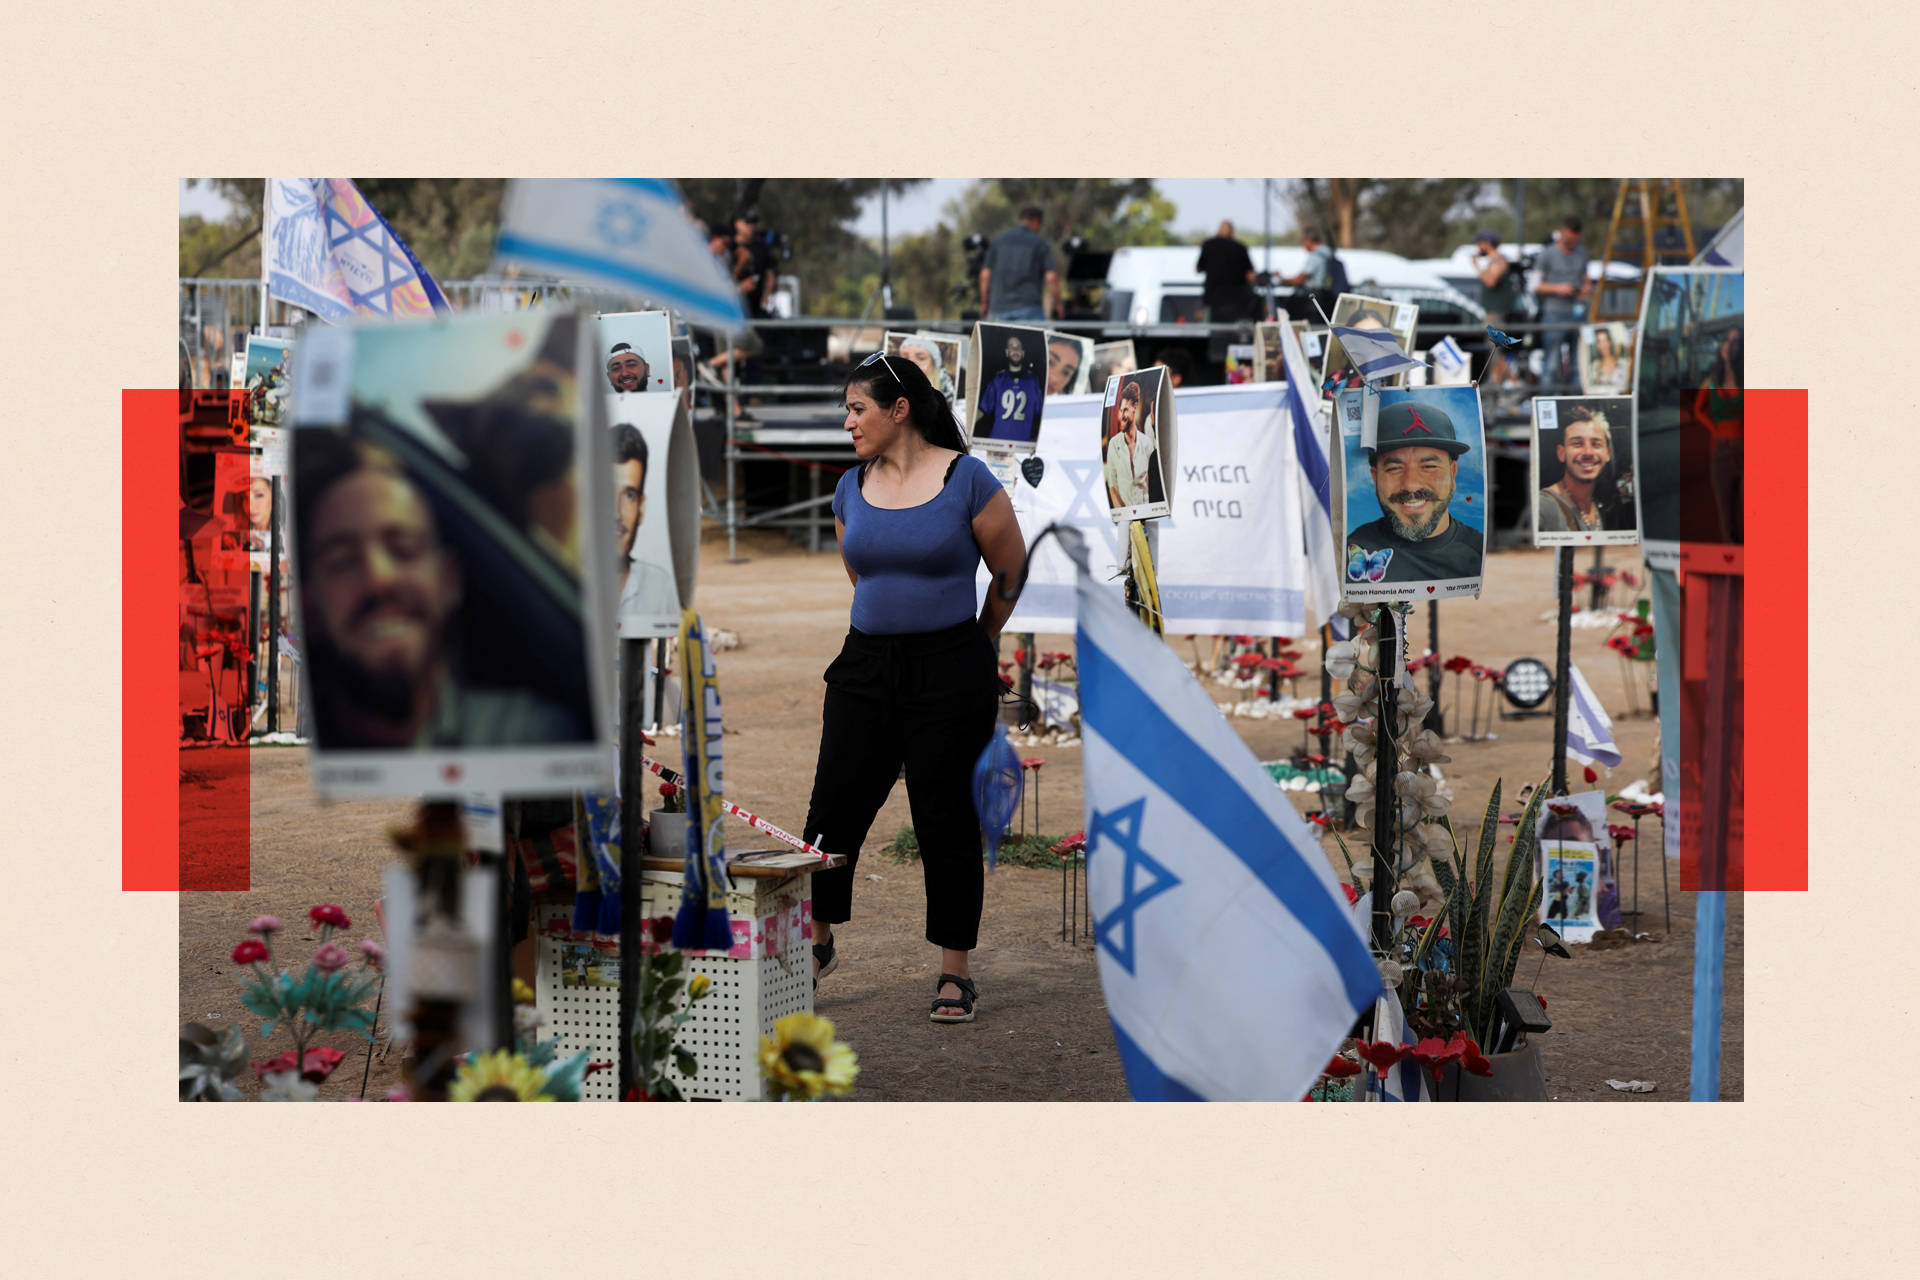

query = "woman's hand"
(972, 486), (1025, 639)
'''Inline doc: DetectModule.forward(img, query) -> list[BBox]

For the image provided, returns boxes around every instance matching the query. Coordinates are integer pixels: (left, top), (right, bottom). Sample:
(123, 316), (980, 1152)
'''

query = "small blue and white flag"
(1428, 335), (1470, 382)
(1070, 529), (1381, 1100)
(1370, 994), (1433, 1103)
(1694, 208), (1743, 268)
(1277, 320), (1343, 637)
(1330, 321), (1425, 386)
(493, 180), (747, 333)
(1031, 676), (1080, 731)
(1565, 663), (1622, 769)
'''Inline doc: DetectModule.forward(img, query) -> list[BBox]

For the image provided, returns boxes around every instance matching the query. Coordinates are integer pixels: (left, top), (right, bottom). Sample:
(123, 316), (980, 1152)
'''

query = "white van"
(1100, 244), (1485, 332)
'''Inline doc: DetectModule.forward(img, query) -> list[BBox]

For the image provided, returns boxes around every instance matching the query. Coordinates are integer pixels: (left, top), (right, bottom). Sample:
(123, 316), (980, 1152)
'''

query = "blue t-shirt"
(978, 368), (1043, 441)
(833, 453), (1002, 635)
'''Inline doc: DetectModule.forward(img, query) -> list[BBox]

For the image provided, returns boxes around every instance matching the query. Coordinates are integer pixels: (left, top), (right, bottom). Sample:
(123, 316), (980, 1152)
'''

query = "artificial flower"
(1352, 1039), (1410, 1076)
(312, 942), (350, 972)
(1583, 766), (1599, 784)
(512, 978), (536, 1005)
(309, 904), (351, 931)
(649, 916), (675, 945)
(514, 1004), (546, 1037)
(1349, 858), (1374, 883)
(1332, 680), (1376, 725)
(1340, 882), (1359, 905)
(448, 1049), (555, 1102)
(688, 974), (712, 1000)
(1443, 655), (1474, 674)
(254, 1046), (346, 1084)
(259, 1070), (319, 1102)
(1013, 647), (1028, 664)
(1395, 687), (1434, 729)
(1051, 831), (1087, 855)
(1398, 771), (1451, 820)
(1345, 768), (1375, 815)
(1390, 889), (1420, 917)
(1399, 727), (1451, 764)
(759, 1013), (859, 1101)
(1322, 1056), (1363, 1079)
(1609, 824), (1636, 844)
(1459, 1037), (1494, 1076)
(1021, 757), (1046, 771)
(1344, 719), (1377, 766)
(358, 939), (385, 970)
(1324, 640), (1363, 681)
(231, 939), (268, 966)
(1408, 1034), (1465, 1083)
(246, 916), (284, 935)
(1410, 822), (1455, 858)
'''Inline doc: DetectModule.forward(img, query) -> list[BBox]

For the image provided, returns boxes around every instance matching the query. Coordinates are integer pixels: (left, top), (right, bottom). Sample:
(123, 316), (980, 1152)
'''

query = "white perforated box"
(534, 869), (814, 1101)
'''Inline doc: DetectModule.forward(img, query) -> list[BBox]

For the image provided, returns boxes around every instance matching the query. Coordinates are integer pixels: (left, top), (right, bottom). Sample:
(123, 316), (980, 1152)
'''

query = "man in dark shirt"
(1534, 216), (1591, 385)
(1347, 400), (1483, 584)
(733, 210), (777, 319)
(979, 204), (1058, 321)
(1196, 220), (1259, 323)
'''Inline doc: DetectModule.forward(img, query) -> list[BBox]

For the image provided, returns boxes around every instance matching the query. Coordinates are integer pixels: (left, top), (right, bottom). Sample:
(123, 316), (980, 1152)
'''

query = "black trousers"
(802, 619), (1001, 951)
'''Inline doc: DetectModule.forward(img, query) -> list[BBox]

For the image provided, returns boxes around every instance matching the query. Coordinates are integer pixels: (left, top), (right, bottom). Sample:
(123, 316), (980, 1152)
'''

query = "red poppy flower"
(1340, 881), (1358, 903)
(1634, 622), (1654, 637)
(1292, 707), (1316, 720)
(1459, 1037), (1494, 1077)
(253, 1046), (346, 1084)
(1471, 666), (1494, 681)
(1021, 757), (1046, 770)
(1278, 647), (1302, 661)
(1352, 1039), (1411, 1076)
(1013, 648), (1028, 664)
(1444, 655), (1473, 674)
(1546, 802), (1580, 818)
(1537, 994), (1548, 1012)
(1609, 824), (1636, 844)
(649, 916), (675, 945)
(1313, 813), (1334, 830)
(1272, 660), (1303, 678)
(1409, 1034), (1466, 1083)
(1322, 1056), (1363, 1079)
(1318, 701), (1335, 716)
(1583, 766), (1598, 783)
(1050, 831), (1087, 855)
(1307, 754), (1328, 766)
(231, 938), (268, 965)
(1232, 635), (1253, 645)
(309, 904), (350, 930)
(1612, 801), (1660, 818)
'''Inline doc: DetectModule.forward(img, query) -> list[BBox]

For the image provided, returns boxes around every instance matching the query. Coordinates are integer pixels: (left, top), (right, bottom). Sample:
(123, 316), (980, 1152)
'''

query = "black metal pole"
(617, 637), (645, 1099)
(267, 478), (282, 733)
(1370, 604), (1398, 950)
(1589, 546), (1606, 612)
(652, 637), (669, 732)
(493, 846), (514, 1051)
(1425, 599), (1443, 736)
(1551, 547), (1574, 796)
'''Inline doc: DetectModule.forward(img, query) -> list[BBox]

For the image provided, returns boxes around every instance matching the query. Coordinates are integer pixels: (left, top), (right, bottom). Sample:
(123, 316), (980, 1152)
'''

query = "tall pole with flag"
(1277, 318), (1340, 636)
(1063, 525), (1381, 1100)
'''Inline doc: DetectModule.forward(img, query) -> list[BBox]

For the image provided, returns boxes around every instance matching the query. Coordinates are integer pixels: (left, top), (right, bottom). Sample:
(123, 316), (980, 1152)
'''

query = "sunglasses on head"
(859, 350), (907, 380)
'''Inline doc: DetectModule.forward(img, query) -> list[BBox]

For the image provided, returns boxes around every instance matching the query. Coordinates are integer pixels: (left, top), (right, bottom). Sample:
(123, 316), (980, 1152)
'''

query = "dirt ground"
(179, 527), (1741, 1102)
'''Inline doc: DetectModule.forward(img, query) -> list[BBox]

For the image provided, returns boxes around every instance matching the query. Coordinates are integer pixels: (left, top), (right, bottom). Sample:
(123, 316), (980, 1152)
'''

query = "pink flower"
(385, 1087), (411, 1102)
(359, 939), (386, 970)
(309, 904), (351, 930)
(1021, 757), (1046, 770)
(312, 942), (350, 971)
(246, 915), (284, 935)
(231, 939), (269, 965)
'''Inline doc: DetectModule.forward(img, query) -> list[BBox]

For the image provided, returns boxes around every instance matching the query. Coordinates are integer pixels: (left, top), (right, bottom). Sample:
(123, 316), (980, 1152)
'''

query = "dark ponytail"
(845, 353), (967, 454)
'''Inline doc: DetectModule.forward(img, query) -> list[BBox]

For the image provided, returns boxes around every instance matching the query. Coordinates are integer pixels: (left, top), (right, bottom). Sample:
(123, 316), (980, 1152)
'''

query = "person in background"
(1196, 220), (1258, 323)
(979, 204), (1058, 322)
(732, 209), (776, 319)
(1472, 230), (1520, 325)
(1534, 216), (1591, 385)
(1277, 227), (1335, 315)
(1150, 347), (1192, 388)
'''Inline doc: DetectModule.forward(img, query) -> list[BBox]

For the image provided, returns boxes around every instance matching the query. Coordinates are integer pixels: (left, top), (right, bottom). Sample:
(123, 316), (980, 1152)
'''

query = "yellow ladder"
(1592, 179), (1699, 322)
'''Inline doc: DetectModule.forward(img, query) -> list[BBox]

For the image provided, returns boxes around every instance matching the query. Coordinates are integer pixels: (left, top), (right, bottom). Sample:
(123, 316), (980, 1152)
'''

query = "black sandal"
(812, 935), (838, 994)
(930, 973), (978, 1023)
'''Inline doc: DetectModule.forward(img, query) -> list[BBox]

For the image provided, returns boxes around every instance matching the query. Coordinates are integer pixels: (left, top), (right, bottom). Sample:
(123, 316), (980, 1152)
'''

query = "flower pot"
(1434, 1038), (1549, 1102)
(648, 809), (687, 861)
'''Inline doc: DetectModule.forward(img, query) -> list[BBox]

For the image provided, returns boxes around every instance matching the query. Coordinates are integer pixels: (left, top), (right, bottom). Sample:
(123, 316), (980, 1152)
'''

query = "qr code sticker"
(1537, 400), (1559, 432)
(1395, 305), (1416, 331)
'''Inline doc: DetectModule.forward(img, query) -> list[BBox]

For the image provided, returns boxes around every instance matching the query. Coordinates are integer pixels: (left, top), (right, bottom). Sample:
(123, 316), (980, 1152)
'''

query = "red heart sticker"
(1426, 586), (1435, 593)
(1723, 553), (1733, 564)
(443, 763), (463, 781)
(505, 331), (524, 349)
(1584, 535), (1593, 541)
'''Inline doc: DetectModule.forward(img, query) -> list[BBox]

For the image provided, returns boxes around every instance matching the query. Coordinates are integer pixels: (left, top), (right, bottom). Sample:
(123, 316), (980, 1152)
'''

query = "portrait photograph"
(1101, 365), (1170, 522)
(1089, 339), (1137, 395)
(967, 321), (1049, 452)
(1335, 383), (1487, 602)
(1043, 330), (1093, 396)
(1320, 293), (1419, 391)
(1541, 845), (1601, 940)
(884, 330), (964, 409)
(1531, 396), (1638, 547)
(1578, 321), (1634, 394)
(1537, 791), (1621, 935)
(241, 335), (292, 432)
(289, 309), (615, 799)
(611, 391), (697, 639)
(597, 309), (675, 396)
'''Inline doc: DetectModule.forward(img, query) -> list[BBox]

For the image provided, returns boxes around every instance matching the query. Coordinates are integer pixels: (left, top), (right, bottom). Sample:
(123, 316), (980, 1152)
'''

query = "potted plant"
(648, 780), (687, 860)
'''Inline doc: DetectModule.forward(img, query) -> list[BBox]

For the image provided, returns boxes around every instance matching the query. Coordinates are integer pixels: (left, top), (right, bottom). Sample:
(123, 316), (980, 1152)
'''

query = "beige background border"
(0, 0), (1898, 1272)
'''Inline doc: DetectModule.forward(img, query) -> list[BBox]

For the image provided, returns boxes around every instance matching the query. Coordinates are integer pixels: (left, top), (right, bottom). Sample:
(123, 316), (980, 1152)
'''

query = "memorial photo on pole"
(288, 310), (615, 799)
(1043, 330), (1093, 396)
(1578, 321), (1634, 394)
(597, 310), (674, 395)
(883, 330), (963, 407)
(1089, 339), (1137, 395)
(1101, 365), (1172, 522)
(966, 321), (1049, 451)
(1320, 294), (1418, 390)
(612, 391), (699, 639)
(1335, 384), (1487, 601)
(1531, 395), (1638, 547)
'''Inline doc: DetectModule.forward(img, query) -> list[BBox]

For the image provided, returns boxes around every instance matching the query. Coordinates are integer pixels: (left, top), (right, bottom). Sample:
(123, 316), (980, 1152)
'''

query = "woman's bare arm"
(971, 487), (1026, 640)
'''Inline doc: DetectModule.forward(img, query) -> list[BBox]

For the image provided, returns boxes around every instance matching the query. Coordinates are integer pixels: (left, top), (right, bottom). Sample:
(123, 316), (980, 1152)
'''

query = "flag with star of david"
(492, 179), (747, 333)
(1068, 528), (1382, 1100)
(1327, 321), (1424, 386)
(264, 180), (452, 325)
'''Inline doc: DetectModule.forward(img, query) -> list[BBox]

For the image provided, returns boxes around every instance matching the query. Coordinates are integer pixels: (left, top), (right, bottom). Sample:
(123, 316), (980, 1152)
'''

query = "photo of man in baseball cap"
(1343, 389), (1487, 589)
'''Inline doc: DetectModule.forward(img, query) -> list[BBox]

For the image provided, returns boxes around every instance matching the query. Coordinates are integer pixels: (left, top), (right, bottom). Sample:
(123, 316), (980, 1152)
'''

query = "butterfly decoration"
(1020, 455), (1045, 488)
(1347, 544), (1391, 583)
(1486, 326), (1525, 351)
(1322, 374), (1345, 393)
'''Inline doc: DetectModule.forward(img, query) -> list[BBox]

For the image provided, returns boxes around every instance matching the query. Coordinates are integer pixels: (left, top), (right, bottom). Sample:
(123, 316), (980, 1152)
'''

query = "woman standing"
(804, 352), (1026, 1023)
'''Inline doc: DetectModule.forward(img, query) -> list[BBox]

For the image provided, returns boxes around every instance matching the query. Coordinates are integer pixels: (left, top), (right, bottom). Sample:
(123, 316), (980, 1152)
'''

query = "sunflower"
(759, 1013), (858, 1101)
(448, 1050), (555, 1102)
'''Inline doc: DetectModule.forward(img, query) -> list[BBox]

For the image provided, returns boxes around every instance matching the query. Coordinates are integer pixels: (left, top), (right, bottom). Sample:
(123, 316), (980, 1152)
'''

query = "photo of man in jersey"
(1345, 395), (1485, 587)
(971, 324), (1047, 445)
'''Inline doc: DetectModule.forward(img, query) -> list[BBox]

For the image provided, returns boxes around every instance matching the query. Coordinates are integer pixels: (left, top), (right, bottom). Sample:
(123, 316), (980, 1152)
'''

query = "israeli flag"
(1070, 530), (1381, 1100)
(1564, 663), (1622, 768)
(1031, 676), (1080, 731)
(1331, 321), (1426, 385)
(264, 179), (453, 325)
(1277, 321), (1342, 635)
(493, 180), (746, 333)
